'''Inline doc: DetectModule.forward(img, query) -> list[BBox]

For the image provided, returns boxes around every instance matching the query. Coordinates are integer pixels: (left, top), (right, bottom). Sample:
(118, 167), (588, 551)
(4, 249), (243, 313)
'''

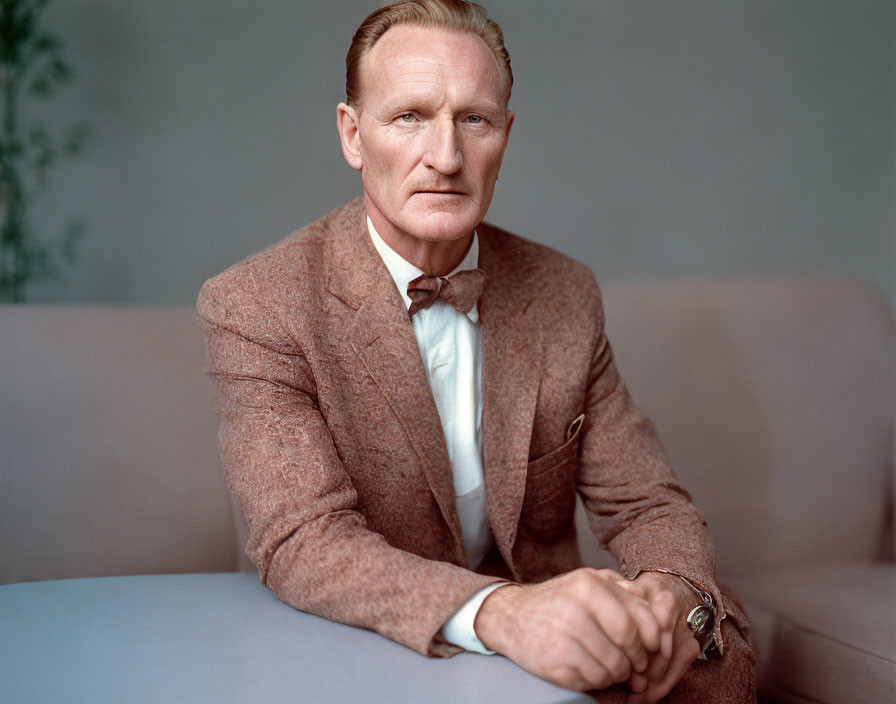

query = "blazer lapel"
(326, 201), (465, 561)
(477, 226), (544, 573)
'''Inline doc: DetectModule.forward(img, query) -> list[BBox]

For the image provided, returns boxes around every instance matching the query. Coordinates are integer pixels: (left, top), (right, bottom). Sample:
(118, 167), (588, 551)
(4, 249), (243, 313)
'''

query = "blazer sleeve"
(196, 275), (501, 657)
(573, 272), (748, 651)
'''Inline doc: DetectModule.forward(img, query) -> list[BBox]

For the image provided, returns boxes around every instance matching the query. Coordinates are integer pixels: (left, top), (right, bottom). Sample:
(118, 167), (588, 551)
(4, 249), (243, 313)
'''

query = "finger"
(626, 593), (662, 654)
(649, 588), (677, 634)
(640, 646), (670, 687)
(647, 589), (676, 664)
(548, 664), (591, 693)
(641, 632), (701, 703)
(627, 671), (649, 693)
(587, 582), (652, 674)
(613, 577), (673, 655)
(569, 614), (635, 685)
(616, 573), (680, 636)
(661, 628), (674, 660)
(642, 579), (683, 684)
(555, 638), (616, 692)
(638, 627), (674, 686)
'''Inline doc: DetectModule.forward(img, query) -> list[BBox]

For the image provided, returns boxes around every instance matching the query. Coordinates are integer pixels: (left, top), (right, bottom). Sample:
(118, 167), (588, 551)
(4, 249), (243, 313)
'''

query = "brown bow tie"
(407, 268), (487, 317)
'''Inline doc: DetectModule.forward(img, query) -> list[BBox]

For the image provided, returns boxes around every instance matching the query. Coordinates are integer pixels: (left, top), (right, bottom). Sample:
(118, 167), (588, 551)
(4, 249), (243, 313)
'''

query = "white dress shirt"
(367, 218), (508, 654)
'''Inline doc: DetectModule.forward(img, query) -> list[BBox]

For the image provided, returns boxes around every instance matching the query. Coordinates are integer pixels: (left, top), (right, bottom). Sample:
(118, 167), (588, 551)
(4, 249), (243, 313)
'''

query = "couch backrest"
(0, 306), (238, 584)
(594, 277), (895, 577)
(3, 278), (893, 585)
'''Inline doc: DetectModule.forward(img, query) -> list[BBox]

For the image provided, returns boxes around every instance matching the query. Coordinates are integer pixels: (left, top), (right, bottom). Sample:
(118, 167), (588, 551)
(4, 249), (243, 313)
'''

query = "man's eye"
(466, 115), (485, 124)
(399, 113), (416, 123)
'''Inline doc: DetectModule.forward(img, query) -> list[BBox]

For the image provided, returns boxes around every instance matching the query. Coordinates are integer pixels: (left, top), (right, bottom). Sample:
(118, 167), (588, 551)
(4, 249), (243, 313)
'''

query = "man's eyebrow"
(376, 89), (437, 114)
(378, 95), (505, 116)
(464, 100), (504, 114)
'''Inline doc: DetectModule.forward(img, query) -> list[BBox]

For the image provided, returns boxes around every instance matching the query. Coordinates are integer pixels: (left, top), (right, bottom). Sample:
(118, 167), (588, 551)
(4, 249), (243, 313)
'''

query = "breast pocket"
(521, 413), (584, 543)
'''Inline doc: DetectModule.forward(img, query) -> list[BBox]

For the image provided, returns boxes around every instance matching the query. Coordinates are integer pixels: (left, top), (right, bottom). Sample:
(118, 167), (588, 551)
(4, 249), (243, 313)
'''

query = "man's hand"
(473, 568), (666, 692)
(618, 572), (703, 704)
(473, 568), (702, 701)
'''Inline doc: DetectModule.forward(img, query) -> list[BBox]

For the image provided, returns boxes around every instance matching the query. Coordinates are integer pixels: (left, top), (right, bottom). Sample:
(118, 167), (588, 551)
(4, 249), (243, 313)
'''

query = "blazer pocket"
(521, 414), (584, 543)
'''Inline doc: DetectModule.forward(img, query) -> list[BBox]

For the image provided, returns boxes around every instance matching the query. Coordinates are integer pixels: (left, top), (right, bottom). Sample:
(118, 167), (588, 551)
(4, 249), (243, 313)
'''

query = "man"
(198, 1), (755, 701)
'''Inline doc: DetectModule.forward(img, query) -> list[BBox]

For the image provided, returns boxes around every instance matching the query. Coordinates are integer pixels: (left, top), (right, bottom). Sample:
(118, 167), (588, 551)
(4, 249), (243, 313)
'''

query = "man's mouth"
(414, 189), (466, 196)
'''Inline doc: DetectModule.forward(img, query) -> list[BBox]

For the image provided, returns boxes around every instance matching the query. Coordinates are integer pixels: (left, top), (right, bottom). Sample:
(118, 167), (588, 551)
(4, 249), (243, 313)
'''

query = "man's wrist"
(676, 577), (718, 660)
(654, 572), (719, 660)
(471, 581), (521, 654)
(442, 582), (515, 654)
(675, 575), (715, 609)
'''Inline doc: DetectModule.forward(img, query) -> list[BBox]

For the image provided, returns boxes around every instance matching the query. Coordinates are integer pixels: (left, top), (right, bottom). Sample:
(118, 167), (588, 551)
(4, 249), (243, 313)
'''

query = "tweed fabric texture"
(197, 198), (752, 675)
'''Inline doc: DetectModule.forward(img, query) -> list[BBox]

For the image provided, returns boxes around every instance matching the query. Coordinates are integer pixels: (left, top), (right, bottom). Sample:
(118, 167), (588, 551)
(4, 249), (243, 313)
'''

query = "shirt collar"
(366, 215), (480, 323)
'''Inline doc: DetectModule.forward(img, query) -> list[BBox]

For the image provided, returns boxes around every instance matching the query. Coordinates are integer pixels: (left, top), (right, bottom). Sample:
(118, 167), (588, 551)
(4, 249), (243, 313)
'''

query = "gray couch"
(2, 277), (893, 703)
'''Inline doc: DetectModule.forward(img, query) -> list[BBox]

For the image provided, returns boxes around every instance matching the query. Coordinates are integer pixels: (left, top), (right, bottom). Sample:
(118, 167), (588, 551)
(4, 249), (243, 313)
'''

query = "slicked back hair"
(345, 0), (513, 108)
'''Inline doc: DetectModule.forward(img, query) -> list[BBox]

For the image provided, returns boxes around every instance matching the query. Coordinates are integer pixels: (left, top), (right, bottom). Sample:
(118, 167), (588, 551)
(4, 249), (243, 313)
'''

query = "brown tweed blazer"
(197, 197), (734, 658)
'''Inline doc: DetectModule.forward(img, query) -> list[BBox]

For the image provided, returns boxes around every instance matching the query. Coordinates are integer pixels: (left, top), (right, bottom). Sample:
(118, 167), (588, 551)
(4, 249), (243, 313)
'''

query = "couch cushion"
(0, 306), (237, 583)
(729, 562), (896, 703)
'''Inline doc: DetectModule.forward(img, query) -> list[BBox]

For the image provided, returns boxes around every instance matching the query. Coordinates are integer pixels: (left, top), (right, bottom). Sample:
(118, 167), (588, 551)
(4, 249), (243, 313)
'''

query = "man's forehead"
(359, 24), (508, 104)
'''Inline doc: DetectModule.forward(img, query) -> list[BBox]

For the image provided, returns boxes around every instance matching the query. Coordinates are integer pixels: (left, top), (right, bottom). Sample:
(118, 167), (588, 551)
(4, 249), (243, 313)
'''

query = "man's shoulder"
(477, 220), (598, 291)
(197, 198), (364, 309)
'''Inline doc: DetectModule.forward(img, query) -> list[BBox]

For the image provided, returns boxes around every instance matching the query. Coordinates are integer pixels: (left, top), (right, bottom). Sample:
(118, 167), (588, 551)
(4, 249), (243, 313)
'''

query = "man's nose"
(421, 118), (463, 174)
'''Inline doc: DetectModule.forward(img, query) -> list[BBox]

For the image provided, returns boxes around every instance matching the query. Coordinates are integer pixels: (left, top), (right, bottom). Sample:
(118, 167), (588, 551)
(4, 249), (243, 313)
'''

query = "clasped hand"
(474, 568), (702, 703)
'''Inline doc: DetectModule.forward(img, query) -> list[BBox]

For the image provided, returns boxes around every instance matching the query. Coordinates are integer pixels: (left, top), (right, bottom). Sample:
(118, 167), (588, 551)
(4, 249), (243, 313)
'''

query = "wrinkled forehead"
(356, 24), (510, 109)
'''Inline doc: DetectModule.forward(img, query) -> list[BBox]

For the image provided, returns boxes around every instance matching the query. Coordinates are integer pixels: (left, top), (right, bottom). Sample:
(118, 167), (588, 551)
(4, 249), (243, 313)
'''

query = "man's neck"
(364, 196), (475, 277)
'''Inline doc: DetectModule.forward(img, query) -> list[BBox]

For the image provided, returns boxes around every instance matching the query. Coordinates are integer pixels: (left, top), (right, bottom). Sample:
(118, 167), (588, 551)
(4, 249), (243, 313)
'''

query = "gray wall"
(26, 1), (896, 310)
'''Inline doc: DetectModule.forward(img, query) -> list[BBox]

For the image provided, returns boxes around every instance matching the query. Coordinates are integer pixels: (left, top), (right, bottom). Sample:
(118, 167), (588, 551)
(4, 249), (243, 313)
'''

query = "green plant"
(1, 0), (88, 302)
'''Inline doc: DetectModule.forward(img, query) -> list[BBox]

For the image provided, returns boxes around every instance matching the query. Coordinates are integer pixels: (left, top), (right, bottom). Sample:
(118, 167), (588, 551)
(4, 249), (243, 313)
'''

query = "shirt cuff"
(441, 582), (513, 654)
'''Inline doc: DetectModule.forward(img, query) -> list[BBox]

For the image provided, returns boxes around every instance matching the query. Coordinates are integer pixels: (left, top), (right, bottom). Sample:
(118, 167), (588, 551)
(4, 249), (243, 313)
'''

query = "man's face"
(339, 25), (513, 244)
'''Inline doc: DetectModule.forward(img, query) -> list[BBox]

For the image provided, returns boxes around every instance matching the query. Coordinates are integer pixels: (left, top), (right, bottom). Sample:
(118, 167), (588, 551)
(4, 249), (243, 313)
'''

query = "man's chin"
(404, 211), (481, 242)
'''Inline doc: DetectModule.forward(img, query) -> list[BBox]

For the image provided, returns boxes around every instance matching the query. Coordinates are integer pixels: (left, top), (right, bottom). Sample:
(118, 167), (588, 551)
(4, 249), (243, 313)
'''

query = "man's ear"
(337, 102), (363, 171)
